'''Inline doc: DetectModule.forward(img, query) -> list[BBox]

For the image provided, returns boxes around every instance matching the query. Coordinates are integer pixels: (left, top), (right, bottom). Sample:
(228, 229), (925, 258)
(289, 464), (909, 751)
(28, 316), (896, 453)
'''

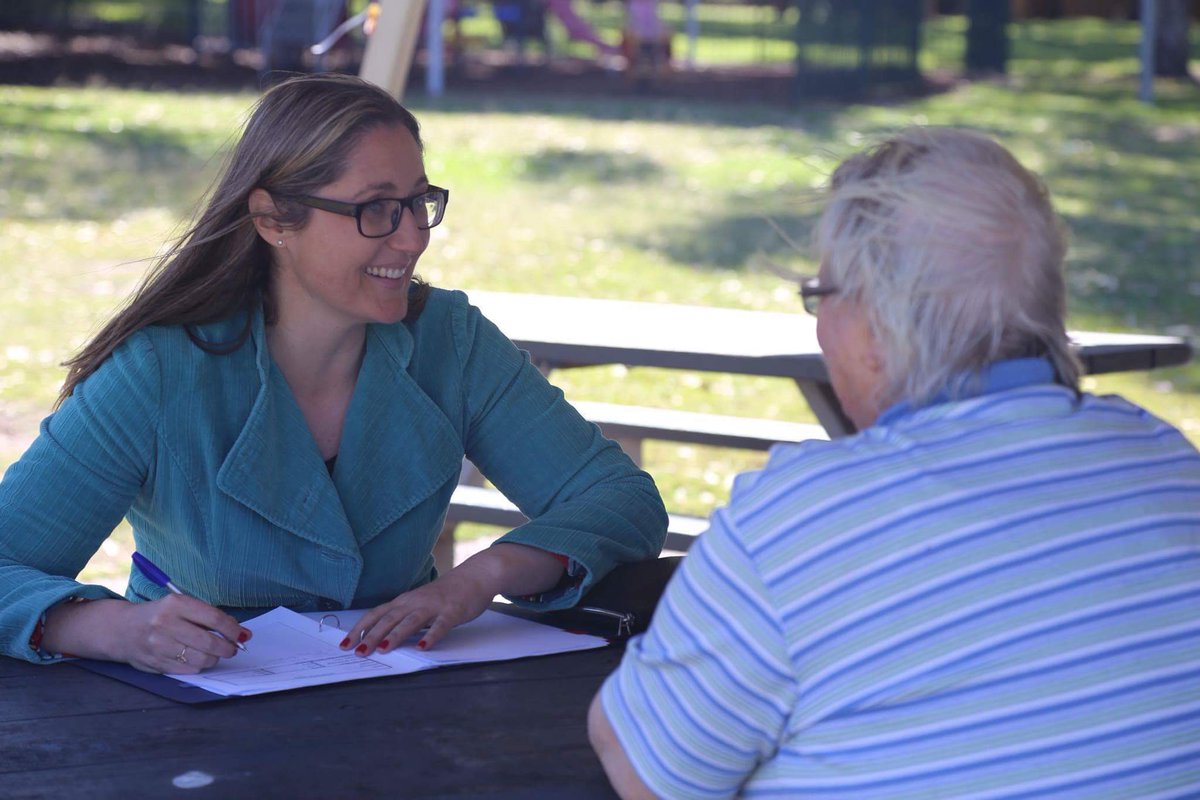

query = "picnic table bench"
(448, 484), (710, 553)
(572, 401), (828, 464)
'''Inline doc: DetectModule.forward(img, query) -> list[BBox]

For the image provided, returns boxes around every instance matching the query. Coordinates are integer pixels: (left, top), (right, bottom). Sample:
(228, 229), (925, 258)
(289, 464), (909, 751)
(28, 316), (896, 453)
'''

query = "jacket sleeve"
(452, 297), (668, 610)
(0, 333), (160, 662)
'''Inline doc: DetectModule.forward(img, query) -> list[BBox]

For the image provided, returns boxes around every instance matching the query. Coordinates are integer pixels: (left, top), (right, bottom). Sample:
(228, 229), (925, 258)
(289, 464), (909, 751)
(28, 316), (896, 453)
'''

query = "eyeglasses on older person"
(799, 277), (838, 316)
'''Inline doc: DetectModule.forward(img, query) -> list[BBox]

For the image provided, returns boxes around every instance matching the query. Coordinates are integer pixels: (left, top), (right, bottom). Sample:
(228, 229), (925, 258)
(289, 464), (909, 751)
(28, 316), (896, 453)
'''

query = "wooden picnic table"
(470, 291), (1194, 437)
(0, 641), (623, 799)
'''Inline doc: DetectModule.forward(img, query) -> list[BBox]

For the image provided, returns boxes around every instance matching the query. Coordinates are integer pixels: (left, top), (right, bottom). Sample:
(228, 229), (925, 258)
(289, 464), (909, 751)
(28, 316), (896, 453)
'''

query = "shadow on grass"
(635, 197), (1197, 333)
(1065, 215), (1200, 327)
(408, 78), (853, 133)
(625, 205), (823, 272)
(0, 101), (222, 222)
(1010, 19), (1140, 67)
(521, 148), (664, 183)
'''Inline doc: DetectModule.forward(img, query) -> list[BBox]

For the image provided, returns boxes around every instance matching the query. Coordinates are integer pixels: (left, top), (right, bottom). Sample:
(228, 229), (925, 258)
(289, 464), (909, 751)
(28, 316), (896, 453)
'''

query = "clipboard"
(72, 658), (230, 704)
(67, 604), (612, 704)
(64, 557), (678, 704)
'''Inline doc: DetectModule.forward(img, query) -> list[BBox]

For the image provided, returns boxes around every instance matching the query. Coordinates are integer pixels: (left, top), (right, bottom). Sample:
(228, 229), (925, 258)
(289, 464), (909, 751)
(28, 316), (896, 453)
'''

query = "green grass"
(1, 16), (1198, 588)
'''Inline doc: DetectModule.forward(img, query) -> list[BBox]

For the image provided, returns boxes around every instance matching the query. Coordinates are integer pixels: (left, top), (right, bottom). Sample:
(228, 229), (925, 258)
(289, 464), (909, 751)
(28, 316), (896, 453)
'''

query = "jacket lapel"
(216, 309), (359, 557)
(334, 323), (462, 548)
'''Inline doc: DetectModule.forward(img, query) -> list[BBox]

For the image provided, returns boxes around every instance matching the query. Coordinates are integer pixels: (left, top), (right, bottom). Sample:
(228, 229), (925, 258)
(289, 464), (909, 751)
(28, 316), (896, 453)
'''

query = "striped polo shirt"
(601, 359), (1200, 798)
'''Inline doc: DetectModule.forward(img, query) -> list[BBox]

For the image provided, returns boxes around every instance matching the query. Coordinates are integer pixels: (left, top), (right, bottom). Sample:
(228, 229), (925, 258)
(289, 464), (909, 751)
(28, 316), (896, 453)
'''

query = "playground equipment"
(310, 4), (374, 58)
(622, 0), (673, 84)
(546, 0), (620, 56)
(325, 0), (624, 98)
(302, 0), (696, 98)
(259, 0), (347, 72)
(357, 0), (429, 96)
(493, 0), (548, 52)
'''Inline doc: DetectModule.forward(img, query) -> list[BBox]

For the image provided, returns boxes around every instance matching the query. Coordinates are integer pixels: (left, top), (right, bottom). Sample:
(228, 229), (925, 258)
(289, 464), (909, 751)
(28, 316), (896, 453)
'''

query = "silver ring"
(175, 645), (189, 663)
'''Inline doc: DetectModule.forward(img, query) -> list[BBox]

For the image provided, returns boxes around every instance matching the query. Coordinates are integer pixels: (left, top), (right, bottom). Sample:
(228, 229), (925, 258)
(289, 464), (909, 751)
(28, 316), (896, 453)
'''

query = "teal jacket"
(0, 289), (667, 662)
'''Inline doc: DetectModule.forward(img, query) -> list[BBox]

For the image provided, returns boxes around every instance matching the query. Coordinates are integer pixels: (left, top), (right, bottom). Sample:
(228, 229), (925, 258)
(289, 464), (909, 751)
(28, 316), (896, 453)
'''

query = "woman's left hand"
(343, 567), (493, 655)
(342, 542), (566, 655)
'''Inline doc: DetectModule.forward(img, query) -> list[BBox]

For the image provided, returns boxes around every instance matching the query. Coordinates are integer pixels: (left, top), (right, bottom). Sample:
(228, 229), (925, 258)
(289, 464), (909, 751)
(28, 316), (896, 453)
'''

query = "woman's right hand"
(41, 595), (251, 674)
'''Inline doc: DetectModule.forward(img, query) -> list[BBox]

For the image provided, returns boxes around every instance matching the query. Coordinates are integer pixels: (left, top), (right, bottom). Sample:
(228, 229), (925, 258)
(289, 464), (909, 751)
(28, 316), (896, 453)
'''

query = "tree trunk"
(965, 0), (1010, 73)
(1155, 0), (1191, 77)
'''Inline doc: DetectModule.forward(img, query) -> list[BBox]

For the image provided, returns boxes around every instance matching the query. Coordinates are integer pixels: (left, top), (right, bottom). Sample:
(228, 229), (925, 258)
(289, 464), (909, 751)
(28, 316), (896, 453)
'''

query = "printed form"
(171, 606), (606, 697)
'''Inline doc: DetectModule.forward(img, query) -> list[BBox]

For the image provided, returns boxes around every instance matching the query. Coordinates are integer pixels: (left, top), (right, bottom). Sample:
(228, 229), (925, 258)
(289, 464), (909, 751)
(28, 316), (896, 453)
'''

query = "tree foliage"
(0, 0), (201, 41)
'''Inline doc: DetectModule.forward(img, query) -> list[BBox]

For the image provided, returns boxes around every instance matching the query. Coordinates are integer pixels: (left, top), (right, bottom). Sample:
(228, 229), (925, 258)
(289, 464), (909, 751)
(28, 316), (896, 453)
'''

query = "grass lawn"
(1, 15), (1197, 588)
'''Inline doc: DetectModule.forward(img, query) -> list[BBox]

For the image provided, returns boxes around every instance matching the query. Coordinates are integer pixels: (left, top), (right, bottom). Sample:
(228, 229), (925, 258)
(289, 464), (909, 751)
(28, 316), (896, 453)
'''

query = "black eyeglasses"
(287, 186), (449, 237)
(799, 277), (838, 315)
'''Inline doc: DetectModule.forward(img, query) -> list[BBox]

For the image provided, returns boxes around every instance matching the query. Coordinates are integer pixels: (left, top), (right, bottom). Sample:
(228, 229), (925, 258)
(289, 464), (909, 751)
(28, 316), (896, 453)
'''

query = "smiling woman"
(0, 73), (667, 675)
(251, 125), (432, 333)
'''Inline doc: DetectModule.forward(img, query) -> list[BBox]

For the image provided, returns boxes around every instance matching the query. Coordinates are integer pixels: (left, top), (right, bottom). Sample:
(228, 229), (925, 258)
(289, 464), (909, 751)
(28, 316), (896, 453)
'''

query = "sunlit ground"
(1, 16), (1197, 587)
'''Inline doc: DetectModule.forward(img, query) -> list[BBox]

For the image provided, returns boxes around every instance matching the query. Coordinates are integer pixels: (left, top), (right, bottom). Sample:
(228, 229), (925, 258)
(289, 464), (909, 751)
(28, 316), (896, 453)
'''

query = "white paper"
(171, 606), (606, 697)
(300, 607), (607, 665)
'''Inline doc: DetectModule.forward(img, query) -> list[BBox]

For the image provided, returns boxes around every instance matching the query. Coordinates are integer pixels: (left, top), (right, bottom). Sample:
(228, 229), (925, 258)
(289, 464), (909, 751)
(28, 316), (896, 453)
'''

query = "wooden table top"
(469, 291), (1193, 379)
(0, 645), (624, 799)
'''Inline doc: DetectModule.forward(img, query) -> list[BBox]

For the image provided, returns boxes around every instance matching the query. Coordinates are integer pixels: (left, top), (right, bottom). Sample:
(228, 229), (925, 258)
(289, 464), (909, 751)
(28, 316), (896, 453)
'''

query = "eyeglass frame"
(799, 277), (838, 315)
(284, 186), (450, 238)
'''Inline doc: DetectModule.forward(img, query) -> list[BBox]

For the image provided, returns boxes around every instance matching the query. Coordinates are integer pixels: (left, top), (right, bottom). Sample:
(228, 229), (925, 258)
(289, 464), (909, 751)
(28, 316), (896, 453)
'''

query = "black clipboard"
(71, 658), (231, 704)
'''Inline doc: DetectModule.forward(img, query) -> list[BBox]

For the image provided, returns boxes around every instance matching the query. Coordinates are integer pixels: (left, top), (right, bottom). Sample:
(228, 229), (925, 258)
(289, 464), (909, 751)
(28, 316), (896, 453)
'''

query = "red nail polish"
(238, 631), (249, 643)
(379, 639), (390, 650)
(339, 637), (351, 649)
(355, 644), (368, 655)
(417, 640), (427, 650)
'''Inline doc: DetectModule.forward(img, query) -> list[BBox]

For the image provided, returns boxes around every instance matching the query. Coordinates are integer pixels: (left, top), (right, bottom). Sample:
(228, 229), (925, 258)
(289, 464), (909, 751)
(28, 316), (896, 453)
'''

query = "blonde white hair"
(817, 127), (1081, 409)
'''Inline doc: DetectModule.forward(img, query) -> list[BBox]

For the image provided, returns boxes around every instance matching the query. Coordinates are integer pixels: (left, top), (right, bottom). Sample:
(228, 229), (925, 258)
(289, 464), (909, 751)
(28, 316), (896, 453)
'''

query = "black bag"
(500, 556), (682, 640)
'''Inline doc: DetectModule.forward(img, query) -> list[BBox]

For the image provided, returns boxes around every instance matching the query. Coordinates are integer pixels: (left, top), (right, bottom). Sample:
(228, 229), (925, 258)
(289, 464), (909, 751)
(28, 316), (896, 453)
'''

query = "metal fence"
(793, 0), (923, 97)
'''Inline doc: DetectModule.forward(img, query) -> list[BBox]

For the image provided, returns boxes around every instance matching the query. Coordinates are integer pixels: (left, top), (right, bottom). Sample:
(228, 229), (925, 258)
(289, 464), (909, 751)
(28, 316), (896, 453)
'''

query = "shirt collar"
(875, 357), (1058, 427)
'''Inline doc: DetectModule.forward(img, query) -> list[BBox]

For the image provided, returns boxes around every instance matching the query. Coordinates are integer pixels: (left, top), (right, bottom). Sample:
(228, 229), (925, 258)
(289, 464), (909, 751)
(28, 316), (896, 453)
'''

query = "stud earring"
(276, 239), (284, 246)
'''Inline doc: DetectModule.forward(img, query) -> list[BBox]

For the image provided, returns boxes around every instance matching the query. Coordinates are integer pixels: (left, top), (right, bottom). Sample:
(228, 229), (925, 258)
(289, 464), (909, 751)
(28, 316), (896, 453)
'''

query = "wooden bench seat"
(448, 484), (706, 553)
(438, 405), (824, 566)
(573, 401), (827, 460)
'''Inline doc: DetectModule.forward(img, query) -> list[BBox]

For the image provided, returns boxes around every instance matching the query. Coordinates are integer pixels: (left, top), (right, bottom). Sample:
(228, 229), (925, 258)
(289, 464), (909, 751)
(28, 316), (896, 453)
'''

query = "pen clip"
(577, 606), (634, 638)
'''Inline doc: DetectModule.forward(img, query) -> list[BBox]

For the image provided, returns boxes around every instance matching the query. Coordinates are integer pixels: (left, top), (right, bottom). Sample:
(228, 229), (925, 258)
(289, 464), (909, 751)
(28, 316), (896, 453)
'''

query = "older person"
(589, 128), (1200, 798)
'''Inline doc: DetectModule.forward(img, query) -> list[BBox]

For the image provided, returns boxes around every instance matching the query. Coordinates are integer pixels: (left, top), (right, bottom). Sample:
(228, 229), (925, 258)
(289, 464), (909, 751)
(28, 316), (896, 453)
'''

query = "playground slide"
(544, 0), (620, 56)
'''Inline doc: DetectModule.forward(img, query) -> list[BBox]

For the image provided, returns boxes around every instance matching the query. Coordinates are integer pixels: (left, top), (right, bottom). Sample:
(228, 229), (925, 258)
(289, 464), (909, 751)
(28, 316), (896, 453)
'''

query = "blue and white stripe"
(600, 368), (1200, 799)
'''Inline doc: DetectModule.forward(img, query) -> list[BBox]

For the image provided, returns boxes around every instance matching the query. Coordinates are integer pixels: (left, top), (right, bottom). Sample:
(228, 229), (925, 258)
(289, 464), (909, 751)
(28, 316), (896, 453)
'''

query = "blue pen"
(131, 552), (248, 652)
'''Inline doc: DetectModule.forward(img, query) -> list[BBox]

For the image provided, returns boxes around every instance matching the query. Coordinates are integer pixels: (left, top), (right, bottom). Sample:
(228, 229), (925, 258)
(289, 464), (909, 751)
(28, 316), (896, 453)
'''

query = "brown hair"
(57, 73), (431, 407)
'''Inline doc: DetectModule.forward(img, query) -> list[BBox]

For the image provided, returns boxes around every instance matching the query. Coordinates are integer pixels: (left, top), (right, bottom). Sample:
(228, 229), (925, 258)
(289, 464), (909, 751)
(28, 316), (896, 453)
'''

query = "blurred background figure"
(621, 0), (671, 87)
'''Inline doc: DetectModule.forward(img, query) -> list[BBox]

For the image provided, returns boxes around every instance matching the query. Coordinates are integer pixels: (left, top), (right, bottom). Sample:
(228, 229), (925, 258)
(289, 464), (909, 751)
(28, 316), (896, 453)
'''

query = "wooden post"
(359, 0), (428, 100)
(684, 0), (699, 69)
(425, 0), (445, 96)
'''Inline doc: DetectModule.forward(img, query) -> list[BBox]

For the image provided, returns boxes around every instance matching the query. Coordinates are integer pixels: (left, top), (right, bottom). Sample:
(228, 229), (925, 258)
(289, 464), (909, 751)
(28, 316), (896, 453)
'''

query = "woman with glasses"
(0, 74), (666, 673)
